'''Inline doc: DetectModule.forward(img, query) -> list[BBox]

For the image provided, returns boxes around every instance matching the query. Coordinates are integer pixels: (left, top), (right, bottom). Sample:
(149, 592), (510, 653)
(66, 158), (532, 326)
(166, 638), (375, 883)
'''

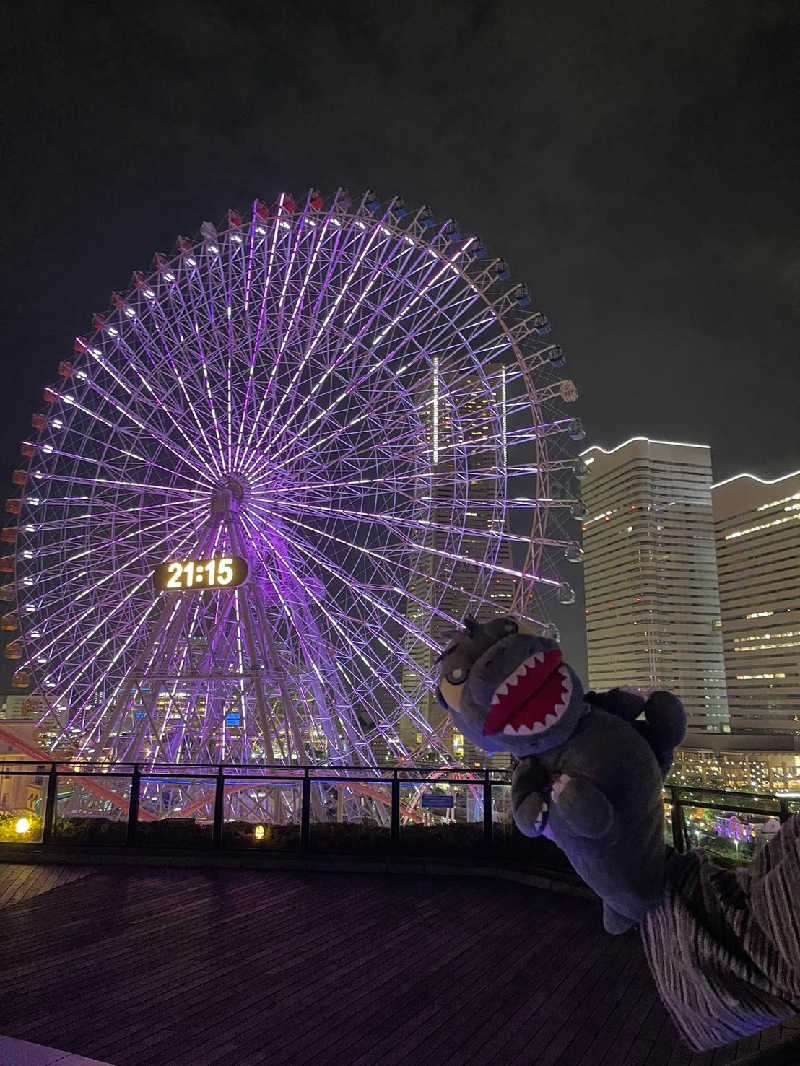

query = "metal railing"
(0, 760), (512, 854)
(0, 761), (798, 863)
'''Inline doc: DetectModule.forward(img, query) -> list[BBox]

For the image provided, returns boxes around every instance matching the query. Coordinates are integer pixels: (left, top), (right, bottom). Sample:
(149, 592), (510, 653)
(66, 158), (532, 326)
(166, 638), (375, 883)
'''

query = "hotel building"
(712, 469), (800, 737)
(581, 438), (729, 732)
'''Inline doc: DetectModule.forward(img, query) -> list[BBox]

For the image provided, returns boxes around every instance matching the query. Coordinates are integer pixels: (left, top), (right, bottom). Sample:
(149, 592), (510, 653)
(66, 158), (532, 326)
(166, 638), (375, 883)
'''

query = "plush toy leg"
(603, 901), (636, 935)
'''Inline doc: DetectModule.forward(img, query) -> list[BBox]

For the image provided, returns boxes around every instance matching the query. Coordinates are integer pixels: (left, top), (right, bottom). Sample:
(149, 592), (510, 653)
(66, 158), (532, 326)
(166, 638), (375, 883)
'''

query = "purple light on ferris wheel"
(8, 187), (582, 781)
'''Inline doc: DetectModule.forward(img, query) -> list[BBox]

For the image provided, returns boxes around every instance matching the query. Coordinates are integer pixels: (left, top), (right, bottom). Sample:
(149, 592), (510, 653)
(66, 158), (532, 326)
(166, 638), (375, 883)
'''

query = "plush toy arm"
(511, 757), (551, 837)
(552, 774), (615, 839)
(587, 687), (687, 779)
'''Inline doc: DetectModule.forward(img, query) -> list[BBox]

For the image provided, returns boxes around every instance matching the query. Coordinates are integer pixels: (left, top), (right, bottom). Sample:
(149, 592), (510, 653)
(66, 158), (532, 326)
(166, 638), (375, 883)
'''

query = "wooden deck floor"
(0, 863), (795, 1066)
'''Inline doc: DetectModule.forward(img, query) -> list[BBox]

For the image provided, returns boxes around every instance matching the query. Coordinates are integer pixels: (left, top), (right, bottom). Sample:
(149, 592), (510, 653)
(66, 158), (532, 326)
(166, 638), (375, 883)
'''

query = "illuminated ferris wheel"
(2, 188), (584, 769)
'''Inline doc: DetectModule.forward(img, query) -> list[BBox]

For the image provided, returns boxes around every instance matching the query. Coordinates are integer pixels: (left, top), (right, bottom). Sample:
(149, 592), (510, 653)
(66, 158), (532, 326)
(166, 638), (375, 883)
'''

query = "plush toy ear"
(462, 614), (478, 638)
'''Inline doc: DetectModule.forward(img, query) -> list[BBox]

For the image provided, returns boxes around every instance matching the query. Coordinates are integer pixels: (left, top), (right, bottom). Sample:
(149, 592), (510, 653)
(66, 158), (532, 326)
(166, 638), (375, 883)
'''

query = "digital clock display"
(153, 556), (249, 592)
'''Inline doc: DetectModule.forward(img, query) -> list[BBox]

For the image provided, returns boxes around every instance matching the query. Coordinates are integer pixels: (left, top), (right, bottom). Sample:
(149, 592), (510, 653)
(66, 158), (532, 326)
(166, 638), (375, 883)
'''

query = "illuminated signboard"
(153, 556), (249, 592)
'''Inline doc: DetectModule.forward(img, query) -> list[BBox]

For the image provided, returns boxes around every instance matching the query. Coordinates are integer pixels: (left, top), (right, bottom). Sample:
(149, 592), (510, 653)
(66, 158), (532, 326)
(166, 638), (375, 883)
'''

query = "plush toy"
(437, 614), (800, 1050)
(436, 615), (686, 934)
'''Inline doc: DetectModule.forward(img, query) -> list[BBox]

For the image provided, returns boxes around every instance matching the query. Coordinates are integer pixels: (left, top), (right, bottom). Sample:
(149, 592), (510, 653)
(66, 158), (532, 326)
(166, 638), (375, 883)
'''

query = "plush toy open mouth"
(483, 649), (572, 736)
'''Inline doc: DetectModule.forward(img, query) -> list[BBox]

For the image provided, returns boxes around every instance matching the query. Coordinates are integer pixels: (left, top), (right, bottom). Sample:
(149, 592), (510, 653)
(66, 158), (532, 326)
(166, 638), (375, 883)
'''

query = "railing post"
(483, 769), (493, 846)
(42, 763), (58, 844)
(127, 764), (140, 847)
(300, 768), (310, 852)
(213, 765), (225, 848)
(670, 785), (685, 853)
(779, 797), (790, 825)
(390, 770), (400, 850)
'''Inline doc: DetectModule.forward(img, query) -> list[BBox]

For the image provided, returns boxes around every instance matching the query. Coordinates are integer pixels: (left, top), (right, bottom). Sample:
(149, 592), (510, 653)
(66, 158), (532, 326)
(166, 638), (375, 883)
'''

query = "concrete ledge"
(0, 1034), (113, 1065)
(0, 841), (593, 899)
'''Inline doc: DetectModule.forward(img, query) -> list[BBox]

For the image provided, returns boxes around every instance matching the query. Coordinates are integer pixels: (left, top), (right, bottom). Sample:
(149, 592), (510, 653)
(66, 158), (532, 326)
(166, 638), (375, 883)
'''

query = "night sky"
(1, 1), (798, 677)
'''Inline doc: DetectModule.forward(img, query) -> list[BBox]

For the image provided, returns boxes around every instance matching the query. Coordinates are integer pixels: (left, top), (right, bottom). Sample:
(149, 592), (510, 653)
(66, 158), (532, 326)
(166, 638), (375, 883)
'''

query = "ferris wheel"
(2, 188), (584, 770)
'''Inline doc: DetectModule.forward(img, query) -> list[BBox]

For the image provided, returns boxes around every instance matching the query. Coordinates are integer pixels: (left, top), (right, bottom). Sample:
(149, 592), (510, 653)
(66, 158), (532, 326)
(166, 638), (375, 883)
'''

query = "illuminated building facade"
(581, 438), (729, 732)
(712, 469), (800, 736)
(669, 737), (800, 797)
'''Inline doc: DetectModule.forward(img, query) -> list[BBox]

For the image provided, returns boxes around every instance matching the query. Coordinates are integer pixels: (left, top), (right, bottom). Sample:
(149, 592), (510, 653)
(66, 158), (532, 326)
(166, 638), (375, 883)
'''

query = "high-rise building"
(581, 438), (729, 732)
(712, 468), (800, 736)
(399, 363), (516, 762)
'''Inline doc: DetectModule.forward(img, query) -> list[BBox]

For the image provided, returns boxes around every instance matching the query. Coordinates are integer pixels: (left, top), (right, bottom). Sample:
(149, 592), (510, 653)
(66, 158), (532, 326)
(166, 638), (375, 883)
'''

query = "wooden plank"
(0, 862), (92, 909)
(0, 865), (798, 1066)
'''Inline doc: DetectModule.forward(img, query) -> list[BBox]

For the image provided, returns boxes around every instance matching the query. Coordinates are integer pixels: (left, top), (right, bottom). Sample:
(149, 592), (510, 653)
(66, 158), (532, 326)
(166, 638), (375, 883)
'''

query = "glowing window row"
(725, 507), (800, 541)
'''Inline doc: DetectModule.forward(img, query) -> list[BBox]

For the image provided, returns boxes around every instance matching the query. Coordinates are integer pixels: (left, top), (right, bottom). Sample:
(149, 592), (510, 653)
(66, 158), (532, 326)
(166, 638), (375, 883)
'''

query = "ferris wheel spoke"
(254, 322), (481, 480)
(188, 247), (249, 475)
(248, 502), (463, 638)
(41, 475), (208, 498)
(71, 594), (192, 755)
(130, 310), (228, 482)
(40, 443), (210, 493)
(244, 218), (390, 457)
(60, 372), (213, 485)
(249, 233), (423, 456)
(259, 460), (515, 497)
(87, 329), (225, 479)
(266, 503), (508, 625)
(158, 279), (230, 475)
(21, 499), (206, 590)
(232, 198), (292, 467)
(25, 507), (204, 660)
(251, 379), (421, 480)
(239, 512), (436, 720)
(257, 251), (479, 465)
(270, 498), (557, 602)
(275, 496), (533, 553)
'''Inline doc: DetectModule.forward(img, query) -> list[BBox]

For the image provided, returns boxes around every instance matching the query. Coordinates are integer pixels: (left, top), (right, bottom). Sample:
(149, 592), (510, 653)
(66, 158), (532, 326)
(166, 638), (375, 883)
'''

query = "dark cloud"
(0, 0), (798, 675)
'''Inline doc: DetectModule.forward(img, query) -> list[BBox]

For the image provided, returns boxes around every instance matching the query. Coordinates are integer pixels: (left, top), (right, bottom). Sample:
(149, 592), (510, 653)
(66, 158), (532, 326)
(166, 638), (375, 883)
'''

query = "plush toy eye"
(503, 618), (518, 635)
(446, 665), (468, 685)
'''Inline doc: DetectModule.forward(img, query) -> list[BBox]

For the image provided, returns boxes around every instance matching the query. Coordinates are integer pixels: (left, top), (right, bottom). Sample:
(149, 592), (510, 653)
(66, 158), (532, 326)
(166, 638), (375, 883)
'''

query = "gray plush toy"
(437, 615), (686, 934)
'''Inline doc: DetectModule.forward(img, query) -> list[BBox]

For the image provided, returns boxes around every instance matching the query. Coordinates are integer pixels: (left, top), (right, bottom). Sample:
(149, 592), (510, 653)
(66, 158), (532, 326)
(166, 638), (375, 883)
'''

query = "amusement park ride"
(0, 187), (584, 824)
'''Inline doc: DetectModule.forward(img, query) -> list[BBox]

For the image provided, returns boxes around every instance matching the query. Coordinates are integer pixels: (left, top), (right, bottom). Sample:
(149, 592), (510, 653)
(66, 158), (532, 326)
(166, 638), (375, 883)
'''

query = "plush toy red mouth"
(483, 648), (573, 737)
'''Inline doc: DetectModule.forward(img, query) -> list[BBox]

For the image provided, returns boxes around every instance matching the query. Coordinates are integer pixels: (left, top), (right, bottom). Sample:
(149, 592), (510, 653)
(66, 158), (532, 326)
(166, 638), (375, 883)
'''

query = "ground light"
(15, 816), (31, 835)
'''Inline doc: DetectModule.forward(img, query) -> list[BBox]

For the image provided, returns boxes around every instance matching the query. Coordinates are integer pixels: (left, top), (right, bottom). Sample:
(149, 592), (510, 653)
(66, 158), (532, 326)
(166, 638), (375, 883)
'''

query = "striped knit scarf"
(641, 813), (800, 1051)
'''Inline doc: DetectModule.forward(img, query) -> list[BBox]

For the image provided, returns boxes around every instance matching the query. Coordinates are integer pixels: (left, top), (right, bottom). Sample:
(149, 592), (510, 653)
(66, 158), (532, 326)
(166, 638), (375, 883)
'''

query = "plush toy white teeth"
(498, 655), (540, 693)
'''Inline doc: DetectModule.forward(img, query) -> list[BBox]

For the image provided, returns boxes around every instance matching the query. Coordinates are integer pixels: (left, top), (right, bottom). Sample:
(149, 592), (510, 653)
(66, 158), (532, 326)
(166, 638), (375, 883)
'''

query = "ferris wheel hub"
(210, 478), (248, 517)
